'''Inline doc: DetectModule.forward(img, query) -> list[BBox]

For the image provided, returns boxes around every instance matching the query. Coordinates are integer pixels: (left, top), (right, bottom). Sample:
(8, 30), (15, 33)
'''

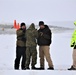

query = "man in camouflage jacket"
(25, 23), (38, 69)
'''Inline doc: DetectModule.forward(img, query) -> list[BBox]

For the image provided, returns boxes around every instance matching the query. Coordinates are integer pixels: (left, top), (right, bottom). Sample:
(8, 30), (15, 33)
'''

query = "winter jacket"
(70, 29), (76, 47)
(16, 28), (26, 47)
(37, 25), (52, 46)
(26, 23), (38, 47)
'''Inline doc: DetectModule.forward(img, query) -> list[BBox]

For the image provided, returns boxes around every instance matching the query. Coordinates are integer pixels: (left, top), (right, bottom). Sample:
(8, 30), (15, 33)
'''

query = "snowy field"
(0, 29), (76, 75)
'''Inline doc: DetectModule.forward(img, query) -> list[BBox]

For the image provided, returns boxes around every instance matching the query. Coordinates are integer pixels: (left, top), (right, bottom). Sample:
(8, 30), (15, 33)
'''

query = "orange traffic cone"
(16, 23), (20, 30)
(14, 20), (17, 29)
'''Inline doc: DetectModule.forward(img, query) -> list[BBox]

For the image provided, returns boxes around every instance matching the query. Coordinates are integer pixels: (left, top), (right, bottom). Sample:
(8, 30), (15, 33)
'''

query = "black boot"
(40, 67), (44, 70)
(21, 65), (26, 70)
(14, 63), (19, 70)
(47, 67), (54, 70)
(22, 67), (26, 70)
(14, 68), (19, 70)
(14, 65), (19, 70)
(32, 66), (36, 69)
(68, 66), (76, 70)
(26, 67), (30, 70)
(37, 67), (44, 70)
(32, 66), (36, 70)
(31, 66), (39, 70)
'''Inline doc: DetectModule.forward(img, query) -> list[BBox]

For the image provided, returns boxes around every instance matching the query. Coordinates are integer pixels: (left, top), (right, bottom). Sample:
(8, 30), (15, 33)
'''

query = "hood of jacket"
(28, 23), (35, 30)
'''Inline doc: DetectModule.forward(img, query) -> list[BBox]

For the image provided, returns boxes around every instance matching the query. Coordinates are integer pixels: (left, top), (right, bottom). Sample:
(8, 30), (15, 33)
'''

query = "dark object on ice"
(31, 66), (42, 70)
(14, 68), (19, 70)
(47, 67), (54, 70)
(25, 67), (30, 70)
(36, 67), (45, 70)
(22, 68), (26, 70)
(68, 66), (76, 70)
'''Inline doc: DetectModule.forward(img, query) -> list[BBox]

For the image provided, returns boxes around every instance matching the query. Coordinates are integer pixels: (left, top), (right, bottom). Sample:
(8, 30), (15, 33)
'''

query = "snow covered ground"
(0, 29), (76, 75)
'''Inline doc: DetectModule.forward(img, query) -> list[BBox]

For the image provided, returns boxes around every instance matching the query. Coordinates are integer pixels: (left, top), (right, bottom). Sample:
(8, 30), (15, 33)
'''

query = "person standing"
(14, 22), (26, 70)
(37, 21), (54, 70)
(68, 29), (76, 70)
(25, 23), (38, 70)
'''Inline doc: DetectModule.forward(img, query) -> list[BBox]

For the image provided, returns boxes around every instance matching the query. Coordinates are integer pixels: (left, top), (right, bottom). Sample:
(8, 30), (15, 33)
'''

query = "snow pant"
(25, 46), (37, 68)
(39, 46), (53, 68)
(73, 48), (76, 68)
(14, 46), (26, 69)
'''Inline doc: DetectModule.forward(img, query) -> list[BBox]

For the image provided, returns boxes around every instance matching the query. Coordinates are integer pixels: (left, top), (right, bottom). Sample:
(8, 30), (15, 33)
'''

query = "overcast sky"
(0, 0), (76, 24)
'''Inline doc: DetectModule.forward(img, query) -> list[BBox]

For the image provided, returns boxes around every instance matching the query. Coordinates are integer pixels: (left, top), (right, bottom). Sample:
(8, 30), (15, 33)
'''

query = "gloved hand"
(39, 32), (43, 36)
(71, 42), (75, 47)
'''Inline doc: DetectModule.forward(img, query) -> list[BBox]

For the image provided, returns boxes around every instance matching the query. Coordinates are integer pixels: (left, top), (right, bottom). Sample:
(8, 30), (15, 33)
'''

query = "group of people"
(14, 21), (76, 70)
(14, 21), (54, 70)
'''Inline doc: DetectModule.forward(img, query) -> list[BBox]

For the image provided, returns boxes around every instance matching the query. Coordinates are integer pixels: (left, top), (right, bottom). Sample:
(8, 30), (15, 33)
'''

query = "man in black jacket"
(37, 21), (54, 70)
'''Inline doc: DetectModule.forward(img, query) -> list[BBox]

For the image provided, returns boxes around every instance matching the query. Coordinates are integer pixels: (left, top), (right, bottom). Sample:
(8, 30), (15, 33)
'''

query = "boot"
(22, 68), (26, 70)
(14, 64), (19, 70)
(26, 67), (30, 70)
(15, 68), (19, 70)
(21, 66), (26, 70)
(68, 66), (76, 70)
(47, 67), (54, 70)
(36, 67), (44, 70)
(31, 66), (40, 70)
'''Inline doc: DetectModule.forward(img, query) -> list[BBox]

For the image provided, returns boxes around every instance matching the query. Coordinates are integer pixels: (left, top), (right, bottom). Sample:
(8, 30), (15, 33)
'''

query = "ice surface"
(0, 29), (76, 75)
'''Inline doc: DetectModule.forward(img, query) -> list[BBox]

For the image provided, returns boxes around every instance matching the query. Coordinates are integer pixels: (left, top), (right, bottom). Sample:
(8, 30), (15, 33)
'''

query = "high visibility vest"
(70, 29), (76, 47)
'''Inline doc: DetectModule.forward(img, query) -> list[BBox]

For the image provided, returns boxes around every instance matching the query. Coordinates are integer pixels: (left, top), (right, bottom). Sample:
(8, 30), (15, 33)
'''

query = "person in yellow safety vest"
(70, 30), (76, 47)
(68, 22), (76, 70)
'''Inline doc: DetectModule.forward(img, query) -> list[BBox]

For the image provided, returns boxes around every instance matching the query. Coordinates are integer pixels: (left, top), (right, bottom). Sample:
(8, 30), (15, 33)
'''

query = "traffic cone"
(14, 20), (17, 29)
(16, 23), (20, 30)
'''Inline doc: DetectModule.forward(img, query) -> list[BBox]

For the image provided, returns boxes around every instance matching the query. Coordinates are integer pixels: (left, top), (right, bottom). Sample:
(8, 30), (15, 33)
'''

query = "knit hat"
(39, 21), (44, 26)
(20, 22), (26, 27)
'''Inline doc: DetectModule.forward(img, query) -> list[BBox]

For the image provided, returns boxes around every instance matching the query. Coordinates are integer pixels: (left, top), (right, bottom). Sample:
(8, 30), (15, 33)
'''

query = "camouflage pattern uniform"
(25, 23), (38, 68)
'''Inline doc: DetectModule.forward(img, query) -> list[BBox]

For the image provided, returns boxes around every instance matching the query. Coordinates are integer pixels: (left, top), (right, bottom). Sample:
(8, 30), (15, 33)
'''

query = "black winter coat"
(37, 25), (52, 46)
